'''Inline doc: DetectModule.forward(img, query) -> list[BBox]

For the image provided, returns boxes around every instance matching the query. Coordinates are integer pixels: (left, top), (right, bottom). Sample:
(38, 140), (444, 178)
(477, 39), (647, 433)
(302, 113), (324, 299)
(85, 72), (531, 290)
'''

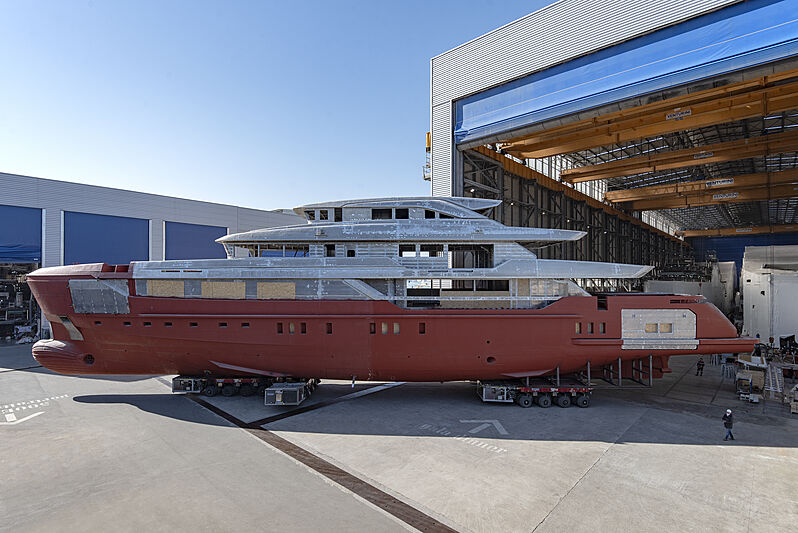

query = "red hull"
(27, 264), (754, 381)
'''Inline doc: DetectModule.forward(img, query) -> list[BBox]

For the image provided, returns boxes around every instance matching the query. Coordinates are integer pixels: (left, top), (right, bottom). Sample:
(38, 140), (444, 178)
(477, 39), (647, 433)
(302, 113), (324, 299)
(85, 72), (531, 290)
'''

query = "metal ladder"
(764, 363), (784, 400)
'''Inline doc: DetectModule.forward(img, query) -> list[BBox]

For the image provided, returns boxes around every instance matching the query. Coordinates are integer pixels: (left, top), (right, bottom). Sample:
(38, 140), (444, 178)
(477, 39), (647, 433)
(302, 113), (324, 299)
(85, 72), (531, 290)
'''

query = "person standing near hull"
(723, 409), (734, 440)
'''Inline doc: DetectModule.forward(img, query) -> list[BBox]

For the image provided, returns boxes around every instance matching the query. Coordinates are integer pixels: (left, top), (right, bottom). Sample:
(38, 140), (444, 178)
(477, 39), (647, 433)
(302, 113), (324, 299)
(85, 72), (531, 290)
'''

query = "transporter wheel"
(536, 393), (551, 408)
(202, 385), (219, 397)
(556, 394), (572, 408)
(239, 384), (255, 397)
(221, 384), (237, 397)
(517, 394), (533, 408)
(576, 394), (591, 408)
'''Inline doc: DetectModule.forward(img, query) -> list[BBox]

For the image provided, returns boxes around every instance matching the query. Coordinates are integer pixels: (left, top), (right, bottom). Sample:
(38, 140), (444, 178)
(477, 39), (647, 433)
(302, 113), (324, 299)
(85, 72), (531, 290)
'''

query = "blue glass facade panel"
(64, 211), (149, 265)
(455, 0), (798, 144)
(164, 221), (227, 260)
(0, 205), (42, 263)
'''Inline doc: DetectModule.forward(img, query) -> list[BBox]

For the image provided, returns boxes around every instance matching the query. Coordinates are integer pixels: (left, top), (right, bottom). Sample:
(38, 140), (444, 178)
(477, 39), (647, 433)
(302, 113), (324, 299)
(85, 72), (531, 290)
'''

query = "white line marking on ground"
(459, 419), (509, 435)
(0, 412), (44, 425)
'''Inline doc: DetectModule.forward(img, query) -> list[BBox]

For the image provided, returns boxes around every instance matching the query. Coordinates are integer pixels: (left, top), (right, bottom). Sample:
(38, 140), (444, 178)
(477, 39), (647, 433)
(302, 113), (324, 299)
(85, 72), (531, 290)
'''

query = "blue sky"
(0, 1), (552, 210)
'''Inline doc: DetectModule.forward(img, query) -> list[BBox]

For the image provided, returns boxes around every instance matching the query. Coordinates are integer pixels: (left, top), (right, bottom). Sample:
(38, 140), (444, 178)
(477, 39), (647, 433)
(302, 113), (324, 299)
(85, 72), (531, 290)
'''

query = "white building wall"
(429, 0), (741, 194)
(1, 171), (302, 268)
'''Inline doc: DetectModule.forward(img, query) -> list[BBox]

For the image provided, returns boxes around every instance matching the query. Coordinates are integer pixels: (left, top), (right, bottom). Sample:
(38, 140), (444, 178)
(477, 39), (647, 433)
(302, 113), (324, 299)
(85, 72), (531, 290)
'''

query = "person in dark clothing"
(722, 409), (734, 441)
(696, 357), (705, 376)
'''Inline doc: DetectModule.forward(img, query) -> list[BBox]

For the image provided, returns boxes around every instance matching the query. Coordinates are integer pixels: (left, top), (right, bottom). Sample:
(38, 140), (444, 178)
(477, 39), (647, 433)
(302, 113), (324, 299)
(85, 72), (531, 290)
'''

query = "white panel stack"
(741, 245), (798, 343)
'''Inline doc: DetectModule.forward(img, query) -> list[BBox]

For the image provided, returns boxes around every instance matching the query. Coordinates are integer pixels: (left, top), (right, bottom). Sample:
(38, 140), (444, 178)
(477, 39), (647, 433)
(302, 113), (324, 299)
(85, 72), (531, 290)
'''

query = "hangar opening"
(429, 0), (798, 300)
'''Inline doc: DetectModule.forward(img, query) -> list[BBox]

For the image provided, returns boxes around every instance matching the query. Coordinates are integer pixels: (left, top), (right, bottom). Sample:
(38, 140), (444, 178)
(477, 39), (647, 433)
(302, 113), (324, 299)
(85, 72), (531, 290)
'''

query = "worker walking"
(722, 409), (735, 441)
(696, 357), (705, 376)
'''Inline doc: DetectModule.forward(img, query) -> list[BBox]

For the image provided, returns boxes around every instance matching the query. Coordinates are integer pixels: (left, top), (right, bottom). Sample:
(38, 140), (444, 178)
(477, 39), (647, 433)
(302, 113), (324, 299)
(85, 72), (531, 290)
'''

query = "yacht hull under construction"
(28, 265), (752, 381)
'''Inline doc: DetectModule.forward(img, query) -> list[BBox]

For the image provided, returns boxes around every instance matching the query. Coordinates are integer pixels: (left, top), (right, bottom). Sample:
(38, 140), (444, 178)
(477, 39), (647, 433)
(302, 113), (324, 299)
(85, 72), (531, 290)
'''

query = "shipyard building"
(0, 172), (300, 339)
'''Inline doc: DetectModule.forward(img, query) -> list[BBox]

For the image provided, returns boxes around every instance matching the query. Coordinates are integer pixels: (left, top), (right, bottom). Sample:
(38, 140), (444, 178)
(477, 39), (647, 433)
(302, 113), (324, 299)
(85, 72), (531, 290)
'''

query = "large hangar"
(0, 171), (301, 338)
(429, 0), (798, 282)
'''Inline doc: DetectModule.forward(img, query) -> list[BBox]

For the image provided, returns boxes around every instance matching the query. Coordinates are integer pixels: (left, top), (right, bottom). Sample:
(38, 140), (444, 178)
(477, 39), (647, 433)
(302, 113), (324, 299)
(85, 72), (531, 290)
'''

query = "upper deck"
(217, 196), (586, 249)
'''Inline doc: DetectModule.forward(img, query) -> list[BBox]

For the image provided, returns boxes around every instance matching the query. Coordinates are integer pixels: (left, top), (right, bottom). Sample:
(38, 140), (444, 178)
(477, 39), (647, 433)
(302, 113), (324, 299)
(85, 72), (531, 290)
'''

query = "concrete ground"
(2, 345), (797, 533)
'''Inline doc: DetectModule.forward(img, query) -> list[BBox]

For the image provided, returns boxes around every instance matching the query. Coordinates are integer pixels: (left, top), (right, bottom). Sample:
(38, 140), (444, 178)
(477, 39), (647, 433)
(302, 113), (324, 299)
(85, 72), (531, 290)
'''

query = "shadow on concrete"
(71, 380), (798, 448)
(73, 393), (232, 427)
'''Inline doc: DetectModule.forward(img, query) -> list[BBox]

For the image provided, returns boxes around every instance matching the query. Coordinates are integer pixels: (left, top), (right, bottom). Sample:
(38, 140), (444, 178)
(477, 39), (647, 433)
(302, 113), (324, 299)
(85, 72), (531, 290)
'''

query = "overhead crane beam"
(498, 69), (798, 159)
(628, 183), (798, 211)
(561, 131), (798, 184)
(677, 225), (798, 238)
(605, 168), (798, 203)
(472, 146), (686, 245)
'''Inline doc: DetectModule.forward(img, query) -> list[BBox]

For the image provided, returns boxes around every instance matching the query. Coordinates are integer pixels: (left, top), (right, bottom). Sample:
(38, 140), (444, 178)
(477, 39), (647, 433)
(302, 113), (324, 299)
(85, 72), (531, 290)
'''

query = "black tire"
(536, 393), (552, 408)
(576, 394), (590, 408)
(202, 385), (219, 397)
(517, 394), (533, 408)
(221, 384), (236, 397)
(556, 394), (572, 408)
(239, 383), (255, 397)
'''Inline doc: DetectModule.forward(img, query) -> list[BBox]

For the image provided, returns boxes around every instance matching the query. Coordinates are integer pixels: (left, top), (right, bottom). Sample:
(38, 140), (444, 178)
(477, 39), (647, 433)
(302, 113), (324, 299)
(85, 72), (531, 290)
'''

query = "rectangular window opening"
(575, 322), (581, 334)
(189, 322), (198, 328)
(277, 322), (283, 334)
(645, 323), (658, 333)
(326, 322), (333, 334)
(164, 322), (173, 327)
(419, 322), (426, 334)
(347, 249), (356, 257)
(587, 322), (594, 334)
(94, 321), (102, 326)
(399, 244), (416, 257)
(424, 210), (436, 219)
(300, 322), (307, 334)
(219, 322), (227, 328)
(599, 322), (606, 334)
(289, 322), (295, 335)
(372, 208), (392, 220)
(393, 322), (400, 334)
(395, 208), (409, 219)
(241, 322), (250, 328)
(381, 322), (388, 335)
(123, 321), (132, 327)
(369, 322), (376, 334)
(143, 321), (152, 327)
(334, 208), (342, 222)
(420, 244), (444, 257)
(660, 323), (673, 333)
(325, 244), (336, 257)
(319, 209), (329, 220)
(305, 210), (315, 221)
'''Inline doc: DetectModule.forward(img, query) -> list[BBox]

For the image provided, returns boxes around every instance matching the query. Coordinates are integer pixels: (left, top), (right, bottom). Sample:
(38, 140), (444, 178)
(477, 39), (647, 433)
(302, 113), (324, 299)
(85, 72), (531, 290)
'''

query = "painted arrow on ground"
(1, 412), (44, 425)
(459, 419), (508, 435)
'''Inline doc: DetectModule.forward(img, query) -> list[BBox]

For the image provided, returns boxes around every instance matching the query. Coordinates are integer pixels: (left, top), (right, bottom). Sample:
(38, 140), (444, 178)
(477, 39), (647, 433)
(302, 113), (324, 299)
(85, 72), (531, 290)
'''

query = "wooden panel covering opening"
(257, 282), (296, 299)
(201, 281), (246, 299)
(148, 280), (185, 298)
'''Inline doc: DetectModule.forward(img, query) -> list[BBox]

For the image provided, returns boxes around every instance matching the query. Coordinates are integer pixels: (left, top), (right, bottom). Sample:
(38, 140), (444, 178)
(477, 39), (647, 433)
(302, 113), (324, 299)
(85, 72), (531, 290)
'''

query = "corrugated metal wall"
(1, 172), (303, 267)
(431, 104), (453, 196)
(429, 0), (741, 193)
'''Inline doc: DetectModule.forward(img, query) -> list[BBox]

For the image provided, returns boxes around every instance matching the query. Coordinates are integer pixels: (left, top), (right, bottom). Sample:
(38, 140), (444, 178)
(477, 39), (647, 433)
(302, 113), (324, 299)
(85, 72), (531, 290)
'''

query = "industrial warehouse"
(2, 1), (798, 532)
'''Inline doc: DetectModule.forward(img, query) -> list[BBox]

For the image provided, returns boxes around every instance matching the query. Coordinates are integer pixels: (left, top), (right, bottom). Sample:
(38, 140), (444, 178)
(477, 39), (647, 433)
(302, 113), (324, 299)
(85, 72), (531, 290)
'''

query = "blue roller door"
(0, 205), (42, 263)
(455, 0), (798, 144)
(64, 211), (149, 265)
(164, 221), (227, 260)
